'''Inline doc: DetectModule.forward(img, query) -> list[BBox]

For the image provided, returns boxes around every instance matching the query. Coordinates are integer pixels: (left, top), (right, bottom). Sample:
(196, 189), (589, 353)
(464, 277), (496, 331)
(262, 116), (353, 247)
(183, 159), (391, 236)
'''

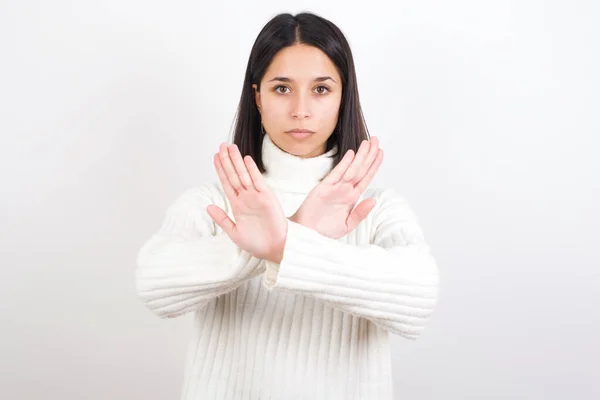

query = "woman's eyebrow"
(267, 76), (337, 83)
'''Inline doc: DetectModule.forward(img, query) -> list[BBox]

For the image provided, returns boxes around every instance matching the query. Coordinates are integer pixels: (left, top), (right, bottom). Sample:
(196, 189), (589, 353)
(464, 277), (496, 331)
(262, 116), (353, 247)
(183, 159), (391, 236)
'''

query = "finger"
(346, 198), (377, 232)
(355, 149), (384, 193)
(244, 155), (268, 192)
(206, 204), (237, 239)
(354, 136), (379, 183)
(341, 140), (370, 184)
(229, 144), (254, 190)
(214, 153), (238, 199)
(219, 143), (243, 192)
(321, 149), (354, 185)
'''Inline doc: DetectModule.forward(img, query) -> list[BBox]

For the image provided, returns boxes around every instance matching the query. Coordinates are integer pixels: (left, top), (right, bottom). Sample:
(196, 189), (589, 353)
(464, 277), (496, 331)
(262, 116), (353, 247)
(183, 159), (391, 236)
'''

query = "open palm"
(291, 137), (383, 239)
(206, 143), (287, 260)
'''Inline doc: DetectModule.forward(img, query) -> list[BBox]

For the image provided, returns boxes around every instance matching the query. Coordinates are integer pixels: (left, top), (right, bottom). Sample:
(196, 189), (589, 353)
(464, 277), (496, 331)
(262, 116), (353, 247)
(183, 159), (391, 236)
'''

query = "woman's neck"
(261, 134), (337, 194)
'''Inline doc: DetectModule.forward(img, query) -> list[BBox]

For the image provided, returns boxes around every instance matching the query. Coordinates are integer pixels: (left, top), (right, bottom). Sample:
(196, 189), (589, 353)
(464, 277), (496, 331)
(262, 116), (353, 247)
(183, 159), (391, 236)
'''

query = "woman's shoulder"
(362, 186), (420, 222)
(169, 181), (229, 210)
(362, 186), (429, 247)
(363, 186), (407, 206)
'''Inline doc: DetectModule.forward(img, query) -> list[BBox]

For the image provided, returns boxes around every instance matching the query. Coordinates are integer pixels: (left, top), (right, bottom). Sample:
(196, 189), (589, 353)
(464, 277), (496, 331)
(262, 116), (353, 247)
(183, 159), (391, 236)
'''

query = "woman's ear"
(252, 84), (261, 114)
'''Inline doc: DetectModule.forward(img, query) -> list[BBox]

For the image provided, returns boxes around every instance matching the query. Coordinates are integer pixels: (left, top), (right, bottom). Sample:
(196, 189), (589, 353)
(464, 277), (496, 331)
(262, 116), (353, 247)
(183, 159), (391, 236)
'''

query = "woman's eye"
(275, 86), (290, 94)
(274, 85), (329, 94)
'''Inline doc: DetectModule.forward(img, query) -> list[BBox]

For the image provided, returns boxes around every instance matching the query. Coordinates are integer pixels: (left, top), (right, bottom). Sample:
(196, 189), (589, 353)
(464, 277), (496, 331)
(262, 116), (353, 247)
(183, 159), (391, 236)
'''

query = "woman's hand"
(206, 143), (287, 262)
(290, 137), (384, 239)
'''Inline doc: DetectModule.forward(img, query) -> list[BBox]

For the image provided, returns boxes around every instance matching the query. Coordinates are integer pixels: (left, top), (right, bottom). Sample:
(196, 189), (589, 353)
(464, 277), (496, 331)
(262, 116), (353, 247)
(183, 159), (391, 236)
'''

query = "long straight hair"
(231, 12), (370, 174)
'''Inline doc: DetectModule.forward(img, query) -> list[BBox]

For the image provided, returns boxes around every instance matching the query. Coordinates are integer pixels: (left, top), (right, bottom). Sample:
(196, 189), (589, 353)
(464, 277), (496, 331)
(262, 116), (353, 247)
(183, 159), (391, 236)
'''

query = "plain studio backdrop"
(1, 1), (598, 399)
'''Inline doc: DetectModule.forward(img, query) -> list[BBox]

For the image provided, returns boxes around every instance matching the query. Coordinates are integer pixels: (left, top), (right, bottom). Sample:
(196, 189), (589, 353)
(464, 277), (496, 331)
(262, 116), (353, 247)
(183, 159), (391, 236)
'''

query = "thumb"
(346, 198), (377, 232)
(206, 204), (236, 238)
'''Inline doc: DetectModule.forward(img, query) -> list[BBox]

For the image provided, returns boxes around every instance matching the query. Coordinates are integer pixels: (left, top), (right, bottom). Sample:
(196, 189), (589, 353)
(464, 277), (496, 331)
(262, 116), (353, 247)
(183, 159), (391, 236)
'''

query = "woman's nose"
(291, 93), (311, 119)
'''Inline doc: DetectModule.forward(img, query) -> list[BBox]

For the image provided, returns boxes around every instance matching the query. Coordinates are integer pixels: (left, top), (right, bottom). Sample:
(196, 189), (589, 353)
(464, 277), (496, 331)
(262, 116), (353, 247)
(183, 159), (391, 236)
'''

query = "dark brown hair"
(230, 12), (370, 174)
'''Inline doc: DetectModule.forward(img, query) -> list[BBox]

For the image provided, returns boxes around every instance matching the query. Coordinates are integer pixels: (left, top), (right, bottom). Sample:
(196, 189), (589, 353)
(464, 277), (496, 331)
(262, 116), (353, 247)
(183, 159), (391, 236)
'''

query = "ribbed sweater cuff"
(261, 219), (439, 337)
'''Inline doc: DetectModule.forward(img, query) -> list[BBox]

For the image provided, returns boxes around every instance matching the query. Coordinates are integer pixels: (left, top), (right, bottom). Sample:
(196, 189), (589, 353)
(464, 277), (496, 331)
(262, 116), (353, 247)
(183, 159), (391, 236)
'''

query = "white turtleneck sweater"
(135, 134), (440, 400)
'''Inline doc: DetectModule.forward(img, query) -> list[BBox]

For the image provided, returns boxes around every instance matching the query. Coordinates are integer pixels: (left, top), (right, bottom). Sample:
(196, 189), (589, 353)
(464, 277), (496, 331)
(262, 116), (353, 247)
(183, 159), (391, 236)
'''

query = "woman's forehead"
(264, 45), (340, 82)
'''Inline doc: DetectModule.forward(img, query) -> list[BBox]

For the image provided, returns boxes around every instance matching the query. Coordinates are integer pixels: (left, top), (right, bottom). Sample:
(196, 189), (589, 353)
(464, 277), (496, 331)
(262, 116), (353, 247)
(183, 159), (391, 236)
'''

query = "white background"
(1, 1), (598, 399)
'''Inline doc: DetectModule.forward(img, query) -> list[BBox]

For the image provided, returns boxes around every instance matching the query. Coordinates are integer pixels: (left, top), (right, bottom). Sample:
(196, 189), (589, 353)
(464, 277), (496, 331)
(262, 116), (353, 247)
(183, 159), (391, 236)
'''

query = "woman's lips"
(286, 129), (314, 140)
(287, 131), (313, 139)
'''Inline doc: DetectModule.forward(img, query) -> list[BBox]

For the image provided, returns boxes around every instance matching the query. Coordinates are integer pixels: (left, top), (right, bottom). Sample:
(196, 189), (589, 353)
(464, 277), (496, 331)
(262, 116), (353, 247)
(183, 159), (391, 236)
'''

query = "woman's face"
(253, 44), (343, 158)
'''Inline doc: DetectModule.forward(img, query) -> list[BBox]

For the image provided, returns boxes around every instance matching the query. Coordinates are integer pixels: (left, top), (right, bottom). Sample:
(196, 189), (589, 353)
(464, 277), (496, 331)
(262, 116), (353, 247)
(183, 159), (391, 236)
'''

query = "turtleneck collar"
(261, 134), (338, 194)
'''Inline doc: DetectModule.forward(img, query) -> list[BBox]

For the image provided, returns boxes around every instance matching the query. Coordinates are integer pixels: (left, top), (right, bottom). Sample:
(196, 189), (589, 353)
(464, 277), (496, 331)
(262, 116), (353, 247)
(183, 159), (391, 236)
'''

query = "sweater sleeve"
(135, 184), (263, 319)
(262, 187), (439, 339)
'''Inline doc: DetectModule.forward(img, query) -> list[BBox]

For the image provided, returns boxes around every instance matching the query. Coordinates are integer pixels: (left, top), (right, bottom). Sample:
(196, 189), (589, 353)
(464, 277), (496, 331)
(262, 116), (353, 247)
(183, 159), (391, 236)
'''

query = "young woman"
(136, 12), (439, 400)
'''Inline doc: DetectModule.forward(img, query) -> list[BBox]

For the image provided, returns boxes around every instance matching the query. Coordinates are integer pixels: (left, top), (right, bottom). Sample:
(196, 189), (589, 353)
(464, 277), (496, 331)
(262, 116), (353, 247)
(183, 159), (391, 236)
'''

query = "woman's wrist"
(264, 219), (288, 264)
(288, 211), (306, 226)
